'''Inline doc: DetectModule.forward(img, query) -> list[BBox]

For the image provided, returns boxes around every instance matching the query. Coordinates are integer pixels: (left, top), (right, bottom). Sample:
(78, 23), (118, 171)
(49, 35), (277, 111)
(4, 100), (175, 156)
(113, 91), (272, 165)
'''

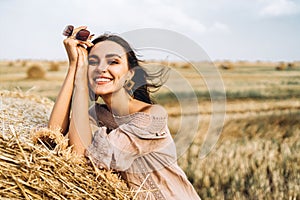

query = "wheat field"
(1, 59), (299, 199)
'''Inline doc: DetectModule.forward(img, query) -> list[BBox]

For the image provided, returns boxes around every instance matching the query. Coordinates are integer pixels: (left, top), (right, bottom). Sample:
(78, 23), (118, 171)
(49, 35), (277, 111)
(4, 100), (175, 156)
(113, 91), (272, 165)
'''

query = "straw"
(0, 90), (133, 199)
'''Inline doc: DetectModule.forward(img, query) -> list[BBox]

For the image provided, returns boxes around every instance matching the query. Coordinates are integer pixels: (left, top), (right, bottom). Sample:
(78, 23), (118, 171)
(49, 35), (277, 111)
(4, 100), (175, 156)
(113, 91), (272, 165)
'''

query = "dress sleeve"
(85, 105), (170, 171)
(117, 105), (168, 139)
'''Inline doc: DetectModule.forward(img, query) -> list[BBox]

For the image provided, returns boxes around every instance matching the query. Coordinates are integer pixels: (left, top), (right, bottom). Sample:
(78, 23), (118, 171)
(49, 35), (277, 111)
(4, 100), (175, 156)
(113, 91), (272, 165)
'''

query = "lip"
(93, 76), (113, 85)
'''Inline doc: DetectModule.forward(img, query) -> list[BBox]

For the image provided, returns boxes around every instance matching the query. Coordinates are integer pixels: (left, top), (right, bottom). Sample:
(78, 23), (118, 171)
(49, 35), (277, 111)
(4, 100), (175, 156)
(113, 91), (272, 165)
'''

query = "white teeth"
(95, 78), (111, 82)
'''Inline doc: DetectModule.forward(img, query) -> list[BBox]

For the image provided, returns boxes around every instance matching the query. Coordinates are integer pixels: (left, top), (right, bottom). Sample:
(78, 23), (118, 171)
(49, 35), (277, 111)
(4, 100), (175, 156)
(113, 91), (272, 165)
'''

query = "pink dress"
(85, 104), (201, 200)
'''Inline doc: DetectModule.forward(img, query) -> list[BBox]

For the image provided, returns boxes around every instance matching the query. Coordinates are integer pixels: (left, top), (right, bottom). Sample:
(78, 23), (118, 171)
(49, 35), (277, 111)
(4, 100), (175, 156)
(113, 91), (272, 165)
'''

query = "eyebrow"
(105, 54), (121, 59)
(88, 55), (99, 60)
(88, 54), (122, 60)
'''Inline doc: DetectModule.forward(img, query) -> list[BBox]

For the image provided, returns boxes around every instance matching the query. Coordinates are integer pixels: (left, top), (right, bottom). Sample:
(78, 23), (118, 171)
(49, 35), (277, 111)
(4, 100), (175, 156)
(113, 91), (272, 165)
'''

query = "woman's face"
(88, 40), (130, 96)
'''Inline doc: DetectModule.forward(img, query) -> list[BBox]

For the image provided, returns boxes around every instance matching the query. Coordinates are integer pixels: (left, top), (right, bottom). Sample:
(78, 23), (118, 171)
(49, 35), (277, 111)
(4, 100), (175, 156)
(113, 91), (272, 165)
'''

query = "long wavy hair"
(87, 34), (169, 104)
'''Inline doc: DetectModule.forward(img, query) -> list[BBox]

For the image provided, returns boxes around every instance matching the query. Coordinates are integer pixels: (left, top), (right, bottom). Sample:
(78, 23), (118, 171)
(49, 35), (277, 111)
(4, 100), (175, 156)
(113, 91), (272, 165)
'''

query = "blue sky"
(0, 0), (299, 61)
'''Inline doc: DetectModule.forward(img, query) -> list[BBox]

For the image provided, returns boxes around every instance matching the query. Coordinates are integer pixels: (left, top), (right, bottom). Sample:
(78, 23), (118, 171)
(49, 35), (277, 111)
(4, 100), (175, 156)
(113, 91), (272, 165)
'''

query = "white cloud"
(80, 0), (233, 36)
(84, 0), (208, 34)
(259, 0), (300, 17)
(1, 0), (298, 61)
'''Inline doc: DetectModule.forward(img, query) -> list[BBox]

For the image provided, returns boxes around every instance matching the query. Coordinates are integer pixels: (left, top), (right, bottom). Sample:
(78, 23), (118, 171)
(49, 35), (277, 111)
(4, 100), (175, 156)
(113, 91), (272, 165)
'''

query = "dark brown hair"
(87, 34), (169, 104)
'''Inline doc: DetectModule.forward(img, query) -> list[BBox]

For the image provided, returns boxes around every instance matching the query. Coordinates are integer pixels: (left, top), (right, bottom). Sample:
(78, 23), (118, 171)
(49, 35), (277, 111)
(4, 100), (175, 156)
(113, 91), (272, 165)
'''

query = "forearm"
(48, 65), (76, 134)
(68, 63), (92, 155)
(49, 25), (94, 136)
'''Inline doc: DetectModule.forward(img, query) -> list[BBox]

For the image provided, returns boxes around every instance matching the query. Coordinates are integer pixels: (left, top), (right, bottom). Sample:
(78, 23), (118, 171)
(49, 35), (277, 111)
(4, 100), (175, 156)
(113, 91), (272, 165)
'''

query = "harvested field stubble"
(0, 90), (132, 199)
(178, 110), (300, 200)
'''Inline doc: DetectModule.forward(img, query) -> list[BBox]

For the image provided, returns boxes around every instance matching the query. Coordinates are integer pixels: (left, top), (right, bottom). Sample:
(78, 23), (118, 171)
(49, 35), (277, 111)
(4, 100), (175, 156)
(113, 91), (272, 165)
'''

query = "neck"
(102, 89), (134, 116)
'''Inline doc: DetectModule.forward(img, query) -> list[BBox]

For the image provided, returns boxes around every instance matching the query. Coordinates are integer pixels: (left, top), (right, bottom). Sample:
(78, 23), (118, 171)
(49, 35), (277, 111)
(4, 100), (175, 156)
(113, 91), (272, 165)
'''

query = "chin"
(92, 85), (111, 94)
(94, 90), (111, 96)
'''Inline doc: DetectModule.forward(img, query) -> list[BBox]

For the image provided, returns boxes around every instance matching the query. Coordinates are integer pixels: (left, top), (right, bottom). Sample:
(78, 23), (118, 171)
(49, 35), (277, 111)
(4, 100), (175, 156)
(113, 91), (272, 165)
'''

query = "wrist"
(74, 72), (88, 87)
(74, 82), (89, 96)
(68, 62), (77, 70)
(65, 66), (76, 80)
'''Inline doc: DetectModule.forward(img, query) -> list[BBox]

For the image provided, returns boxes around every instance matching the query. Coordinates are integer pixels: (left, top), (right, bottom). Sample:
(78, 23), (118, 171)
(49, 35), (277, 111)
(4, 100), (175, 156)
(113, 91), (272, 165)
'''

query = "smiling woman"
(47, 25), (201, 200)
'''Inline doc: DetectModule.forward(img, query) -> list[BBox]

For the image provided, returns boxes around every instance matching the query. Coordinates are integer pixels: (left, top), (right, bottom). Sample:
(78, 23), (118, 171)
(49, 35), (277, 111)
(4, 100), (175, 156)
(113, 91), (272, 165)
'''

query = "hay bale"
(0, 90), (132, 199)
(8, 61), (14, 67)
(287, 62), (295, 69)
(21, 60), (27, 67)
(275, 62), (286, 71)
(48, 62), (60, 71)
(169, 62), (178, 68)
(27, 64), (46, 79)
(219, 62), (234, 70)
(182, 62), (191, 69)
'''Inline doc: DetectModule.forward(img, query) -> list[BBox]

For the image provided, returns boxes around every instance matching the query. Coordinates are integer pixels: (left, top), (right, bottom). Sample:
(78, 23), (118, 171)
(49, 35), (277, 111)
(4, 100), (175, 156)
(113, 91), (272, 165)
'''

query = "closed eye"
(88, 55), (100, 66)
(88, 60), (99, 66)
(107, 60), (119, 65)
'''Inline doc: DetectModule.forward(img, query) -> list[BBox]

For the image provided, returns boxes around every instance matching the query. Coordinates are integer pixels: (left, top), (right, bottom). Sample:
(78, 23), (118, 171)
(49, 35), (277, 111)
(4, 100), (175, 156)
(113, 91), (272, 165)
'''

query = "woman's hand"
(63, 26), (94, 67)
(74, 45), (89, 85)
(48, 26), (93, 134)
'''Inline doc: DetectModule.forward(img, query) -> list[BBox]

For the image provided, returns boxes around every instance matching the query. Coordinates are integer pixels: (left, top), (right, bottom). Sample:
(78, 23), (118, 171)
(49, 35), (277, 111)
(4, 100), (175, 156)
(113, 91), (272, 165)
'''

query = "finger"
(77, 47), (88, 66)
(63, 37), (80, 46)
(82, 46), (88, 58)
(88, 34), (95, 41)
(79, 40), (94, 48)
(78, 45), (88, 57)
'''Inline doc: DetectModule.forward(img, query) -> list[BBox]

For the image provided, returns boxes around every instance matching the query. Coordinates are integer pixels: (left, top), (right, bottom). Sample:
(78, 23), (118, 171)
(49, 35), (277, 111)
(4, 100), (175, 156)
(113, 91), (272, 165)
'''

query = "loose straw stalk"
(0, 90), (133, 199)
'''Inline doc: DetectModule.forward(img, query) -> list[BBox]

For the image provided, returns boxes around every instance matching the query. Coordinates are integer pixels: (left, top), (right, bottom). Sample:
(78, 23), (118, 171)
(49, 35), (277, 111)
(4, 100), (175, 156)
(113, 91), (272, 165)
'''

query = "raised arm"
(47, 62), (76, 134)
(48, 26), (92, 135)
(68, 46), (93, 155)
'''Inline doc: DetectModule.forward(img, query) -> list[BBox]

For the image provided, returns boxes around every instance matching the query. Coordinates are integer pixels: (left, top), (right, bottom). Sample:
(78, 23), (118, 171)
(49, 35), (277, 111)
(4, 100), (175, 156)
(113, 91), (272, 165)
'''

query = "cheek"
(114, 69), (129, 87)
(111, 63), (129, 78)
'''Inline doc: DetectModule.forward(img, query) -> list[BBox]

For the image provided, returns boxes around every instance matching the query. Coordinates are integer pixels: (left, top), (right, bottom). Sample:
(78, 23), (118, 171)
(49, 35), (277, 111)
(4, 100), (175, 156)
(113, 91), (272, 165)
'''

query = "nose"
(95, 62), (109, 73)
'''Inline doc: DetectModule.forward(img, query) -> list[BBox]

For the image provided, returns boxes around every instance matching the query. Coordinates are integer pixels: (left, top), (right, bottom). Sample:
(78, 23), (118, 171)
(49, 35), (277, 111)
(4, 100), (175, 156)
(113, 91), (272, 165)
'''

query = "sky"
(0, 0), (299, 62)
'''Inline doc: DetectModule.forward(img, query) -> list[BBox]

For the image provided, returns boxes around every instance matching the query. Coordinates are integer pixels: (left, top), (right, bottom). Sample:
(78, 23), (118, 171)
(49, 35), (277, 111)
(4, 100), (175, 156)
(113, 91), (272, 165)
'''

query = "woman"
(48, 25), (201, 200)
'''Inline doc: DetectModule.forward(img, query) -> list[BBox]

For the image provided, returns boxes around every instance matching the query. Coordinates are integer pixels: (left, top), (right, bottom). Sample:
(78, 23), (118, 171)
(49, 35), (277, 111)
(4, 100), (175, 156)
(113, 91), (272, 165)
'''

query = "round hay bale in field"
(182, 62), (192, 69)
(287, 62), (295, 69)
(8, 61), (14, 67)
(219, 62), (234, 70)
(27, 64), (46, 79)
(0, 90), (132, 199)
(21, 60), (27, 67)
(275, 62), (286, 71)
(0, 90), (54, 141)
(48, 62), (60, 71)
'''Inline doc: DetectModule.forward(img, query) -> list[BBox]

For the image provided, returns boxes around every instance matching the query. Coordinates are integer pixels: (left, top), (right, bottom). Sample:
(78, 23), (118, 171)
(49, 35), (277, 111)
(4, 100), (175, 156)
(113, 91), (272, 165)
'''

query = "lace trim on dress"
(135, 157), (166, 200)
(93, 104), (167, 135)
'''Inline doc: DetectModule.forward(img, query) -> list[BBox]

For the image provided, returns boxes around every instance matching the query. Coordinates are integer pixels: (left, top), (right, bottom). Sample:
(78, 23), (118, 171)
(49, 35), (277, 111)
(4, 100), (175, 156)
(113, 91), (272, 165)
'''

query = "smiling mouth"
(94, 77), (113, 85)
